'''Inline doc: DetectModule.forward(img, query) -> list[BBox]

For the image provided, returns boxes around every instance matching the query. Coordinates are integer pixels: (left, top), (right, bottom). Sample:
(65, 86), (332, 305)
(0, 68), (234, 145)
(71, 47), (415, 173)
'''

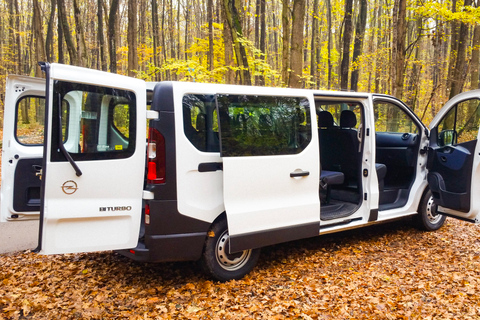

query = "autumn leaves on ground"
(1, 218), (480, 319)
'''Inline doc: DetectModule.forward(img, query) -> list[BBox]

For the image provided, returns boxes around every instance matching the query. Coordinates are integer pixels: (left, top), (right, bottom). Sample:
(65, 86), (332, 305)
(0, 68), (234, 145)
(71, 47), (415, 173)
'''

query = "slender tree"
(281, 0), (290, 85)
(108, 0), (120, 73)
(391, 0), (407, 99)
(289, 0), (306, 88)
(222, 0), (252, 85)
(340, 0), (353, 90)
(350, 0), (367, 91)
(33, 0), (46, 76)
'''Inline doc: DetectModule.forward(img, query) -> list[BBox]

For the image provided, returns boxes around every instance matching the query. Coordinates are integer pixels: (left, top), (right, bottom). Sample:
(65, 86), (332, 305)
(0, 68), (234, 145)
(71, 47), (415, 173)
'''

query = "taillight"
(145, 204), (150, 225)
(147, 128), (166, 184)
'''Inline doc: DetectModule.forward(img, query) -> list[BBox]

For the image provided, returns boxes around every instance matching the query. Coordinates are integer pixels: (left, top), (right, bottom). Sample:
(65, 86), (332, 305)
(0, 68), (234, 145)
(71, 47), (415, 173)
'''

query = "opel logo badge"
(61, 180), (78, 195)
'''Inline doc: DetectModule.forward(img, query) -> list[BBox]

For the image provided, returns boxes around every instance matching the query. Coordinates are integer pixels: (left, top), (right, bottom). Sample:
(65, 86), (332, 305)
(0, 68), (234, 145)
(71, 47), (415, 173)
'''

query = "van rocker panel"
(229, 222), (319, 253)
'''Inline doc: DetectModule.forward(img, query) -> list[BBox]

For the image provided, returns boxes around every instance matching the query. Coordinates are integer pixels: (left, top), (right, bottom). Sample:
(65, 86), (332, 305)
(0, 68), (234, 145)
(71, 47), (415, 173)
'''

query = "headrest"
(318, 111), (334, 128)
(340, 110), (356, 128)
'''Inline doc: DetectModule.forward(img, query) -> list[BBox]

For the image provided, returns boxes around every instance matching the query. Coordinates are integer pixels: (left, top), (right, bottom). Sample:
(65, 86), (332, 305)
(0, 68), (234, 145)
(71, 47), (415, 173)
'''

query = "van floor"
(320, 200), (358, 221)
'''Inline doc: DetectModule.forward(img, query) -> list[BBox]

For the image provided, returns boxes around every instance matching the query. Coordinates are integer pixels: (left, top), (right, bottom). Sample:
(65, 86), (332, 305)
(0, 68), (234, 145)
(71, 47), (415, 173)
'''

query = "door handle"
(290, 171), (310, 177)
(198, 162), (223, 172)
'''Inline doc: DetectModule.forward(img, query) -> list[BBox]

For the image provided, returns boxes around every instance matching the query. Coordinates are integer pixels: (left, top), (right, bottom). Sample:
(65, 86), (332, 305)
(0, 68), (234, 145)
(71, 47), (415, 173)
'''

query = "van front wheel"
(414, 189), (446, 231)
(201, 218), (260, 282)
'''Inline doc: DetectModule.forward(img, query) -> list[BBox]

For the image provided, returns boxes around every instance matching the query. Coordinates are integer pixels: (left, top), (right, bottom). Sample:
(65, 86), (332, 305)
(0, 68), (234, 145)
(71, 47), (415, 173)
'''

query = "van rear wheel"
(201, 218), (260, 282)
(414, 189), (446, 231)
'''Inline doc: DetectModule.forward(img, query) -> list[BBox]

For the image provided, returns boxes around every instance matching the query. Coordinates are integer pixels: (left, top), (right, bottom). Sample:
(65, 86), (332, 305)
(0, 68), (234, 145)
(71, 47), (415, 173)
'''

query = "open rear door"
(216, 93), (320, 253)
(428, 90), (480, 223)
(1, 76), (45, 221)
(38, 63), (146, 254)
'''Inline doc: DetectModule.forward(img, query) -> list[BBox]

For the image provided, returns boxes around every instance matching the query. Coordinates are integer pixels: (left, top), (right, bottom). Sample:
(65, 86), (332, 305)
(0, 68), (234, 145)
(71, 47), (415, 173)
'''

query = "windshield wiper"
(57, 93), (82, 177)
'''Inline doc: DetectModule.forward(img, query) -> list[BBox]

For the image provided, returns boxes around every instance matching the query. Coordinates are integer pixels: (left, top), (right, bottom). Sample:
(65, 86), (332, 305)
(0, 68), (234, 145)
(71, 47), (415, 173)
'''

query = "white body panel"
(40, 63), (146, 254)
(174, 83), (224, 223)
(1, 76), (45, 222)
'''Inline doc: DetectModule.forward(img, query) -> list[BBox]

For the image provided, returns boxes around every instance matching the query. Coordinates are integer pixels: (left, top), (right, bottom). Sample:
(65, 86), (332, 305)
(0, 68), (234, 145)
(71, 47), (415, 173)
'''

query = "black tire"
(200, 218), (260, 282)
(413, 189), (446, 231)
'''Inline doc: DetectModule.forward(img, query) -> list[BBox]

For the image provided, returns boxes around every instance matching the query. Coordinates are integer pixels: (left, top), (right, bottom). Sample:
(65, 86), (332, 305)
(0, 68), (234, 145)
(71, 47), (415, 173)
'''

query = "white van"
(2, 63), (480, 281)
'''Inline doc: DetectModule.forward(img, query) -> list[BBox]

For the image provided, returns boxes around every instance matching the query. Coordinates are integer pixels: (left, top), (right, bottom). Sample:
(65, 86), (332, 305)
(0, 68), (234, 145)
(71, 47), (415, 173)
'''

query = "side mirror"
(439, 129), (457, 147)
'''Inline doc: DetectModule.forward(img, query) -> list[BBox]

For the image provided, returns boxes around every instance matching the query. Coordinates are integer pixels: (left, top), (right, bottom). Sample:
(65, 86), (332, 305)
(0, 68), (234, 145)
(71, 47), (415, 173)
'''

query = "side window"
(113, 104), (130, 138)
(374, 102), (418, 133)
(182, 94), (219, 152)
(15, 96), (45, 145)
(437, 98), (480, 147)
(51, 81), (136, 161)
(217, 95), (311, 157)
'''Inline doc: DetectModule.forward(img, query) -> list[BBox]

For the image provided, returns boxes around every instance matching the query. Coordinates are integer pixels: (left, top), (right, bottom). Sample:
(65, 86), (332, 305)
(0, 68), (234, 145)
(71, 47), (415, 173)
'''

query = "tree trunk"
(222, 1), (235, 84)
(374, 0), (382, 92)
(58, 0), (77, 65)
(152, 0), (160, 77)
(97, 0), (107, 71)
(281, 0), (290, 86)
(255, 0), (260, 49)
(33, 0), (46, 77)
(108, 0), (120, 73)
(326, 0), (333, 89)
(391, 0), (407, 99)
(57, 0), (64, 64)
(127, 0), (138, 76)
(447, 0), (459, 97)
(289, 0), (306, 88)
(222, 0), (252, 85)
(73, 0), (88, 67)
(46, 0), (56, 62)
(310, 0), (319, 87)
(449, 0), (472, 98)
(471, 25), (480, 90)
(350, 0), (367, 92)
(208, 0), (214, 72)
(340, 0), (353, 90)
(184, 3), (190, 60)
(258, 0), (266, 85)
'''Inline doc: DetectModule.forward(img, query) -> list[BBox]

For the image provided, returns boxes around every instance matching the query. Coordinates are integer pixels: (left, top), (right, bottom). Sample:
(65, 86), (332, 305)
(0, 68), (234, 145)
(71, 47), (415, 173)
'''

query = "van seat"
(375, 163), (387, 192)
(320, 170), (344, 204)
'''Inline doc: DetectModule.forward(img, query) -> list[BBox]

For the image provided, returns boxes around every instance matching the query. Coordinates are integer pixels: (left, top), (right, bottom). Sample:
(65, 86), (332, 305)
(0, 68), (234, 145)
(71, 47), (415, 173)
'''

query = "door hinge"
(146, 110), (159, 119)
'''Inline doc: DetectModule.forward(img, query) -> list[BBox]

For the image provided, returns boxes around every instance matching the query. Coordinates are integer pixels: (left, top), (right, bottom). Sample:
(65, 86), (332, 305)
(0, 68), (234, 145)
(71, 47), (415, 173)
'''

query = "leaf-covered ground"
(1, 218), (480, 319)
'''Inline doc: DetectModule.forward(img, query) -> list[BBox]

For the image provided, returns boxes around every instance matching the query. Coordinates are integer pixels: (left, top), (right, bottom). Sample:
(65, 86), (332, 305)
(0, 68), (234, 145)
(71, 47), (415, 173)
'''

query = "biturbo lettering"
(99, 206), (132, 212)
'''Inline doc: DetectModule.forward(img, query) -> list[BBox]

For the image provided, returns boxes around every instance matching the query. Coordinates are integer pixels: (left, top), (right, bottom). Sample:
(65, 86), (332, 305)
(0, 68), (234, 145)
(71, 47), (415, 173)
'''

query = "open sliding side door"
(1, 76), (45, 221)
(428, 90), (480, 223)
(38, 63), (146, 254)
(216, 92), (320, 253)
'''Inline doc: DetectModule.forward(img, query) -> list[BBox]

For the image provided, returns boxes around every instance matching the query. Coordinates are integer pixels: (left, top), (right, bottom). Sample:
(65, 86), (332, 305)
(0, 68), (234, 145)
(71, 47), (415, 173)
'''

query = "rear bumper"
(116, 232), (207, 263)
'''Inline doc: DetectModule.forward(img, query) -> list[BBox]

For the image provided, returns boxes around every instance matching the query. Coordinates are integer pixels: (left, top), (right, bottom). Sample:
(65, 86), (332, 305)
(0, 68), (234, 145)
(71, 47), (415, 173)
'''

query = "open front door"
(216, 93), (320, 253)
(1, 76), (45, 221)
(38, 63), (146, 254)
(428, 90), (480, 223)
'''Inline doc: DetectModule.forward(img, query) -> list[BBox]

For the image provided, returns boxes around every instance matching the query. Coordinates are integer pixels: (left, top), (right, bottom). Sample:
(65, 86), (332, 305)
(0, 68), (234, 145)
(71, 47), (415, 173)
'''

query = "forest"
(0, 0), (479, 125)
